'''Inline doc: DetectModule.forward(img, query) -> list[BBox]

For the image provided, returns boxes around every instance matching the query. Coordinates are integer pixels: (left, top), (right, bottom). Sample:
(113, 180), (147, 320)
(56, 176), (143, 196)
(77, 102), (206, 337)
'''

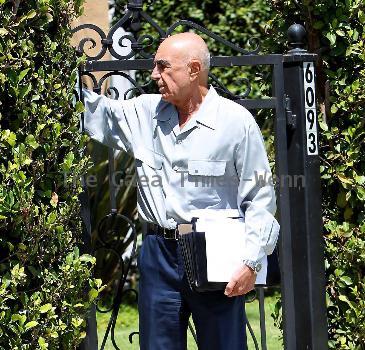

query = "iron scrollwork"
(94, 212), (139, 350)
(73, 7), (166, 61)
(81, 70), (153, 100)
(209, 72), (251, 100)
(72, 5), (261, 61)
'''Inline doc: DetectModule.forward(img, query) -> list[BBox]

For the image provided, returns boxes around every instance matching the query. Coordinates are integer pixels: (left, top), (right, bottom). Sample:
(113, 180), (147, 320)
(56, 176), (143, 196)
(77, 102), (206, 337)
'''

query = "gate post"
(281, 24), (328, 349)
(77, 77), (99, 350)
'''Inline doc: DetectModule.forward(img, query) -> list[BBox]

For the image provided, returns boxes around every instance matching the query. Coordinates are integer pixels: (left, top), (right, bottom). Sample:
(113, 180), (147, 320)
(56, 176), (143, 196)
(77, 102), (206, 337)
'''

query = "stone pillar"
(72, 0), (110, 43)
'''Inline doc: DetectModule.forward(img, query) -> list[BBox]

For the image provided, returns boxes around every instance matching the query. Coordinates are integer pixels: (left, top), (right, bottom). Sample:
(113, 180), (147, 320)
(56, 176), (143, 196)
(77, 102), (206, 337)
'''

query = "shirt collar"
(154, 86), (219, 130)
(193, 85), (218, 130)
(155, 99), (173, 121)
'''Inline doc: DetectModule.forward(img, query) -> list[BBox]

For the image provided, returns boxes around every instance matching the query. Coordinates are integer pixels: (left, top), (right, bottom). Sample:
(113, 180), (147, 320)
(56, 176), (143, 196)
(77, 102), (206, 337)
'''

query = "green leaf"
(18, 68), (30, 82)
(344, 206), (353, 220)
(7, 242), (14, 252)
(74, 246), (80, 259)
(38, 337), (48, 349)
(326, 32), (336, 45)
(62, 152), (75, 171)
(336, 192), (347, 208)
(359, 10), (365, 23)
(88, 288), (98, 301)
(26, 10), (37, 19)
(79, 254), (95, 263)
(319, 120), (329, 131)
(19, 83), (32, 99)
(25, 320), (38, 330)
(357, 187), (365, 201)
(47, 211), (57, 224)
(73, 303), (84, 308)
(46, 13), (54, 23)
(66, 251), (74, 265)
(11, 314), (26, 325)
(337, 174), (353, 185)
(334, 268), (344, 277)
(79, 331), (87, 340)
(355, 175), (365, 185)
(39, 303), (53, 314)
(7, 69), (18, 85)
(0, 28), (8, 36)
(2, 130), (17, 147)
(94, 278), (103, 288)
(338, 295), (349, 303)
(330, 105), (338, 114)
(339, 276), (352, 286)
(71, 317), (83, 328)
(18, 243), (27, 250)
(25, 134), (40, 149)
(75, 101), (85, 113)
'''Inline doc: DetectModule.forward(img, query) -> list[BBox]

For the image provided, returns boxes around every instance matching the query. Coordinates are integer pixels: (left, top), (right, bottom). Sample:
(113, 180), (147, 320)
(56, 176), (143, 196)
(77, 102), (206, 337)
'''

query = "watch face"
(255, 263), (262, 272)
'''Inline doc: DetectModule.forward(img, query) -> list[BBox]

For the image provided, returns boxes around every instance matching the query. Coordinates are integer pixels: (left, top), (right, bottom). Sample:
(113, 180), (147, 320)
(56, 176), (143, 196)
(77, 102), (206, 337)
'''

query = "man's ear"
(189, 60), (201, 81)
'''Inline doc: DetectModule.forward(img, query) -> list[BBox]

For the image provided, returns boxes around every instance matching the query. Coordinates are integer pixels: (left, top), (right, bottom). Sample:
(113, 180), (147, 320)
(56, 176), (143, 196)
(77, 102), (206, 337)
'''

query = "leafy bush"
(0, 1), (103, 349)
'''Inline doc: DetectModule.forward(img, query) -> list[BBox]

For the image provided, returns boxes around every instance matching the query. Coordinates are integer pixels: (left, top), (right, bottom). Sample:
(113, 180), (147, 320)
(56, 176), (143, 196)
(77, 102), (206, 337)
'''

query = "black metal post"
(78, 74), (99, 350)
(281, 24), (328, 349)
(258, 288), (267, 350)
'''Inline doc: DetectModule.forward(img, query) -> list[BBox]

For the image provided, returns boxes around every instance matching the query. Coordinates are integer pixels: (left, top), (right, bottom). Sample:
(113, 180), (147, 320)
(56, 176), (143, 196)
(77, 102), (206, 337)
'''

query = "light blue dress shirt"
(83, 86), (280, 261)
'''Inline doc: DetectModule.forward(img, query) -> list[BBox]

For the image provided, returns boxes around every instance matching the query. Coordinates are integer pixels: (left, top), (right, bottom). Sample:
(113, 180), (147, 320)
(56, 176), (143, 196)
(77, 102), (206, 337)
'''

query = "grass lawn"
(96, 294), (283, 349)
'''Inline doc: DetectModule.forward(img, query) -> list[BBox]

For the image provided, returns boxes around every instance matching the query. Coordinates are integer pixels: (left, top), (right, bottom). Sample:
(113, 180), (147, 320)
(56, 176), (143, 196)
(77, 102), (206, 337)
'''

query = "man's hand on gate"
(224, 264), (256, 297)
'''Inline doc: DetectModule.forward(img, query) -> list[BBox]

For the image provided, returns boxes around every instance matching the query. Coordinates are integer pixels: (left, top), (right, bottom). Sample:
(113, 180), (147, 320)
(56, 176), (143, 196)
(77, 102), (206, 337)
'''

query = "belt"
(146, 222), (193, 240)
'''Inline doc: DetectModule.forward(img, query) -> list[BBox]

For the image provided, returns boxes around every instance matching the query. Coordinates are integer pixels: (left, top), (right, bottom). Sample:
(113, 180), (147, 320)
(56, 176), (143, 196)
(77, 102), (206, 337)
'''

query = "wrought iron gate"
(73, 1), (328, 349)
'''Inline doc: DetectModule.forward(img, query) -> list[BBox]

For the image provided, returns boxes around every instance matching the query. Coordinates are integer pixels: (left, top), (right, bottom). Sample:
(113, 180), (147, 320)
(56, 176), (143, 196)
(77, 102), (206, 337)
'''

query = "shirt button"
(176, 140), (182, 144)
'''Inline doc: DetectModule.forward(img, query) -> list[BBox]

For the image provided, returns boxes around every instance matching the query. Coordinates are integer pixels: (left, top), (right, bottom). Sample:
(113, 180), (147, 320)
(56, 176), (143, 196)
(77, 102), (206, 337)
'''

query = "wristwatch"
(243, 259), (262, 274)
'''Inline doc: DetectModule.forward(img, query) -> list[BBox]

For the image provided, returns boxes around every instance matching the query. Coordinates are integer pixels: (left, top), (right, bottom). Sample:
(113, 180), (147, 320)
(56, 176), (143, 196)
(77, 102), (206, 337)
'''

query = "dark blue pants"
(138, 234), (247, 350)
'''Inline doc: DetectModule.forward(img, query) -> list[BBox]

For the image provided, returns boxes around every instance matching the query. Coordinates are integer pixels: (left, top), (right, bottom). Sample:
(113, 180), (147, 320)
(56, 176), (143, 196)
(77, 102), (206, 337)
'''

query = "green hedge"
(0, 1), (102, 349)
(113, 0), (365, 347)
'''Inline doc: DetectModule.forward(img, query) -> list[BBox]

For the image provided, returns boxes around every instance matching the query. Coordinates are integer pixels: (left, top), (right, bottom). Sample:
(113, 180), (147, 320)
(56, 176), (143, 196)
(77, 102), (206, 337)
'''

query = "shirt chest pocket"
(134, 147), (163, 170)
(188, 159), (226, 176)
(186, 159), (227, 208)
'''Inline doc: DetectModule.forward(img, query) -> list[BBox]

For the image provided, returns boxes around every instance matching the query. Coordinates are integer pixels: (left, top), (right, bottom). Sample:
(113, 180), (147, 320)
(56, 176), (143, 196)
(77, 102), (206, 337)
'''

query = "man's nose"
(151, 66), (160, 81)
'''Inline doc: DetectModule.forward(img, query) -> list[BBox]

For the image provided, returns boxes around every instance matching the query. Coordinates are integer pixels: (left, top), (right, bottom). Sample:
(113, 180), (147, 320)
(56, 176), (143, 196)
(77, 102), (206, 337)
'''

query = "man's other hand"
(224, 264), (256, 297)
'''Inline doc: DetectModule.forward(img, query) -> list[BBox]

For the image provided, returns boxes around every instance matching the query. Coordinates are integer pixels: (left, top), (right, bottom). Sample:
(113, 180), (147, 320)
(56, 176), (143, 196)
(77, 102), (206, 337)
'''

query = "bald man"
(83, 32), (279, 350)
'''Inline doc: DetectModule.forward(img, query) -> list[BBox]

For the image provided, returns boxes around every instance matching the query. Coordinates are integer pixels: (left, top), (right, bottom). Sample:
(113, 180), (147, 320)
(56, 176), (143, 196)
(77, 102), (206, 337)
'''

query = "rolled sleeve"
(235, 117), (280, 262)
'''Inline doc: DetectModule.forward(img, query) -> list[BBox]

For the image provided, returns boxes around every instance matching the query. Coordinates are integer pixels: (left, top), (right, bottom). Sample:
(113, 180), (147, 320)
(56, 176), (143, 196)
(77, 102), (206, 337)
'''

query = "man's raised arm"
(82, 89), (153, 156)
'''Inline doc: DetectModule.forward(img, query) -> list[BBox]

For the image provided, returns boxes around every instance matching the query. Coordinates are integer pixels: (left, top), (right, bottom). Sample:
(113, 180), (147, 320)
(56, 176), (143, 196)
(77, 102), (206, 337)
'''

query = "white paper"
(192, 209), (267, 285)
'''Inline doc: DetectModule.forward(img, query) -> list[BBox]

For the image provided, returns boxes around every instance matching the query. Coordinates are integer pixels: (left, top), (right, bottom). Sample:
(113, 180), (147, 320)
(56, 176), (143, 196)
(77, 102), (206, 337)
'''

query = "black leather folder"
(178, 219), (227, 292)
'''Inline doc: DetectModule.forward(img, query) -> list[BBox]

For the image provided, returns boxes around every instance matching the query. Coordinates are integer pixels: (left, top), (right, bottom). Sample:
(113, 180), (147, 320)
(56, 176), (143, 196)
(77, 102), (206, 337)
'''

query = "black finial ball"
(287, 24), (307, 51)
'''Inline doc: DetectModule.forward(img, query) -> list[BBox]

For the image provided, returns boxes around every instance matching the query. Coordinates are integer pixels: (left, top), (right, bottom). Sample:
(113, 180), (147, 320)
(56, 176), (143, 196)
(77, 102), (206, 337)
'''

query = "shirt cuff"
(241, 203), (280, 262)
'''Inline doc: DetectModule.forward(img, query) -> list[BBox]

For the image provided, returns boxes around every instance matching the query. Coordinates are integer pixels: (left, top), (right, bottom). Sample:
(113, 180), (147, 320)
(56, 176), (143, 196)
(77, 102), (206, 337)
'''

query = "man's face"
(151, 45), (191, 104)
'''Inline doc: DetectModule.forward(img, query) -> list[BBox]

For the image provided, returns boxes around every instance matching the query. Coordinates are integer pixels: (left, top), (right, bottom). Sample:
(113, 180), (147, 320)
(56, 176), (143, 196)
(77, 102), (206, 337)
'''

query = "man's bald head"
(159, 32), (210, 72)
(151, 32), (210, 105)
